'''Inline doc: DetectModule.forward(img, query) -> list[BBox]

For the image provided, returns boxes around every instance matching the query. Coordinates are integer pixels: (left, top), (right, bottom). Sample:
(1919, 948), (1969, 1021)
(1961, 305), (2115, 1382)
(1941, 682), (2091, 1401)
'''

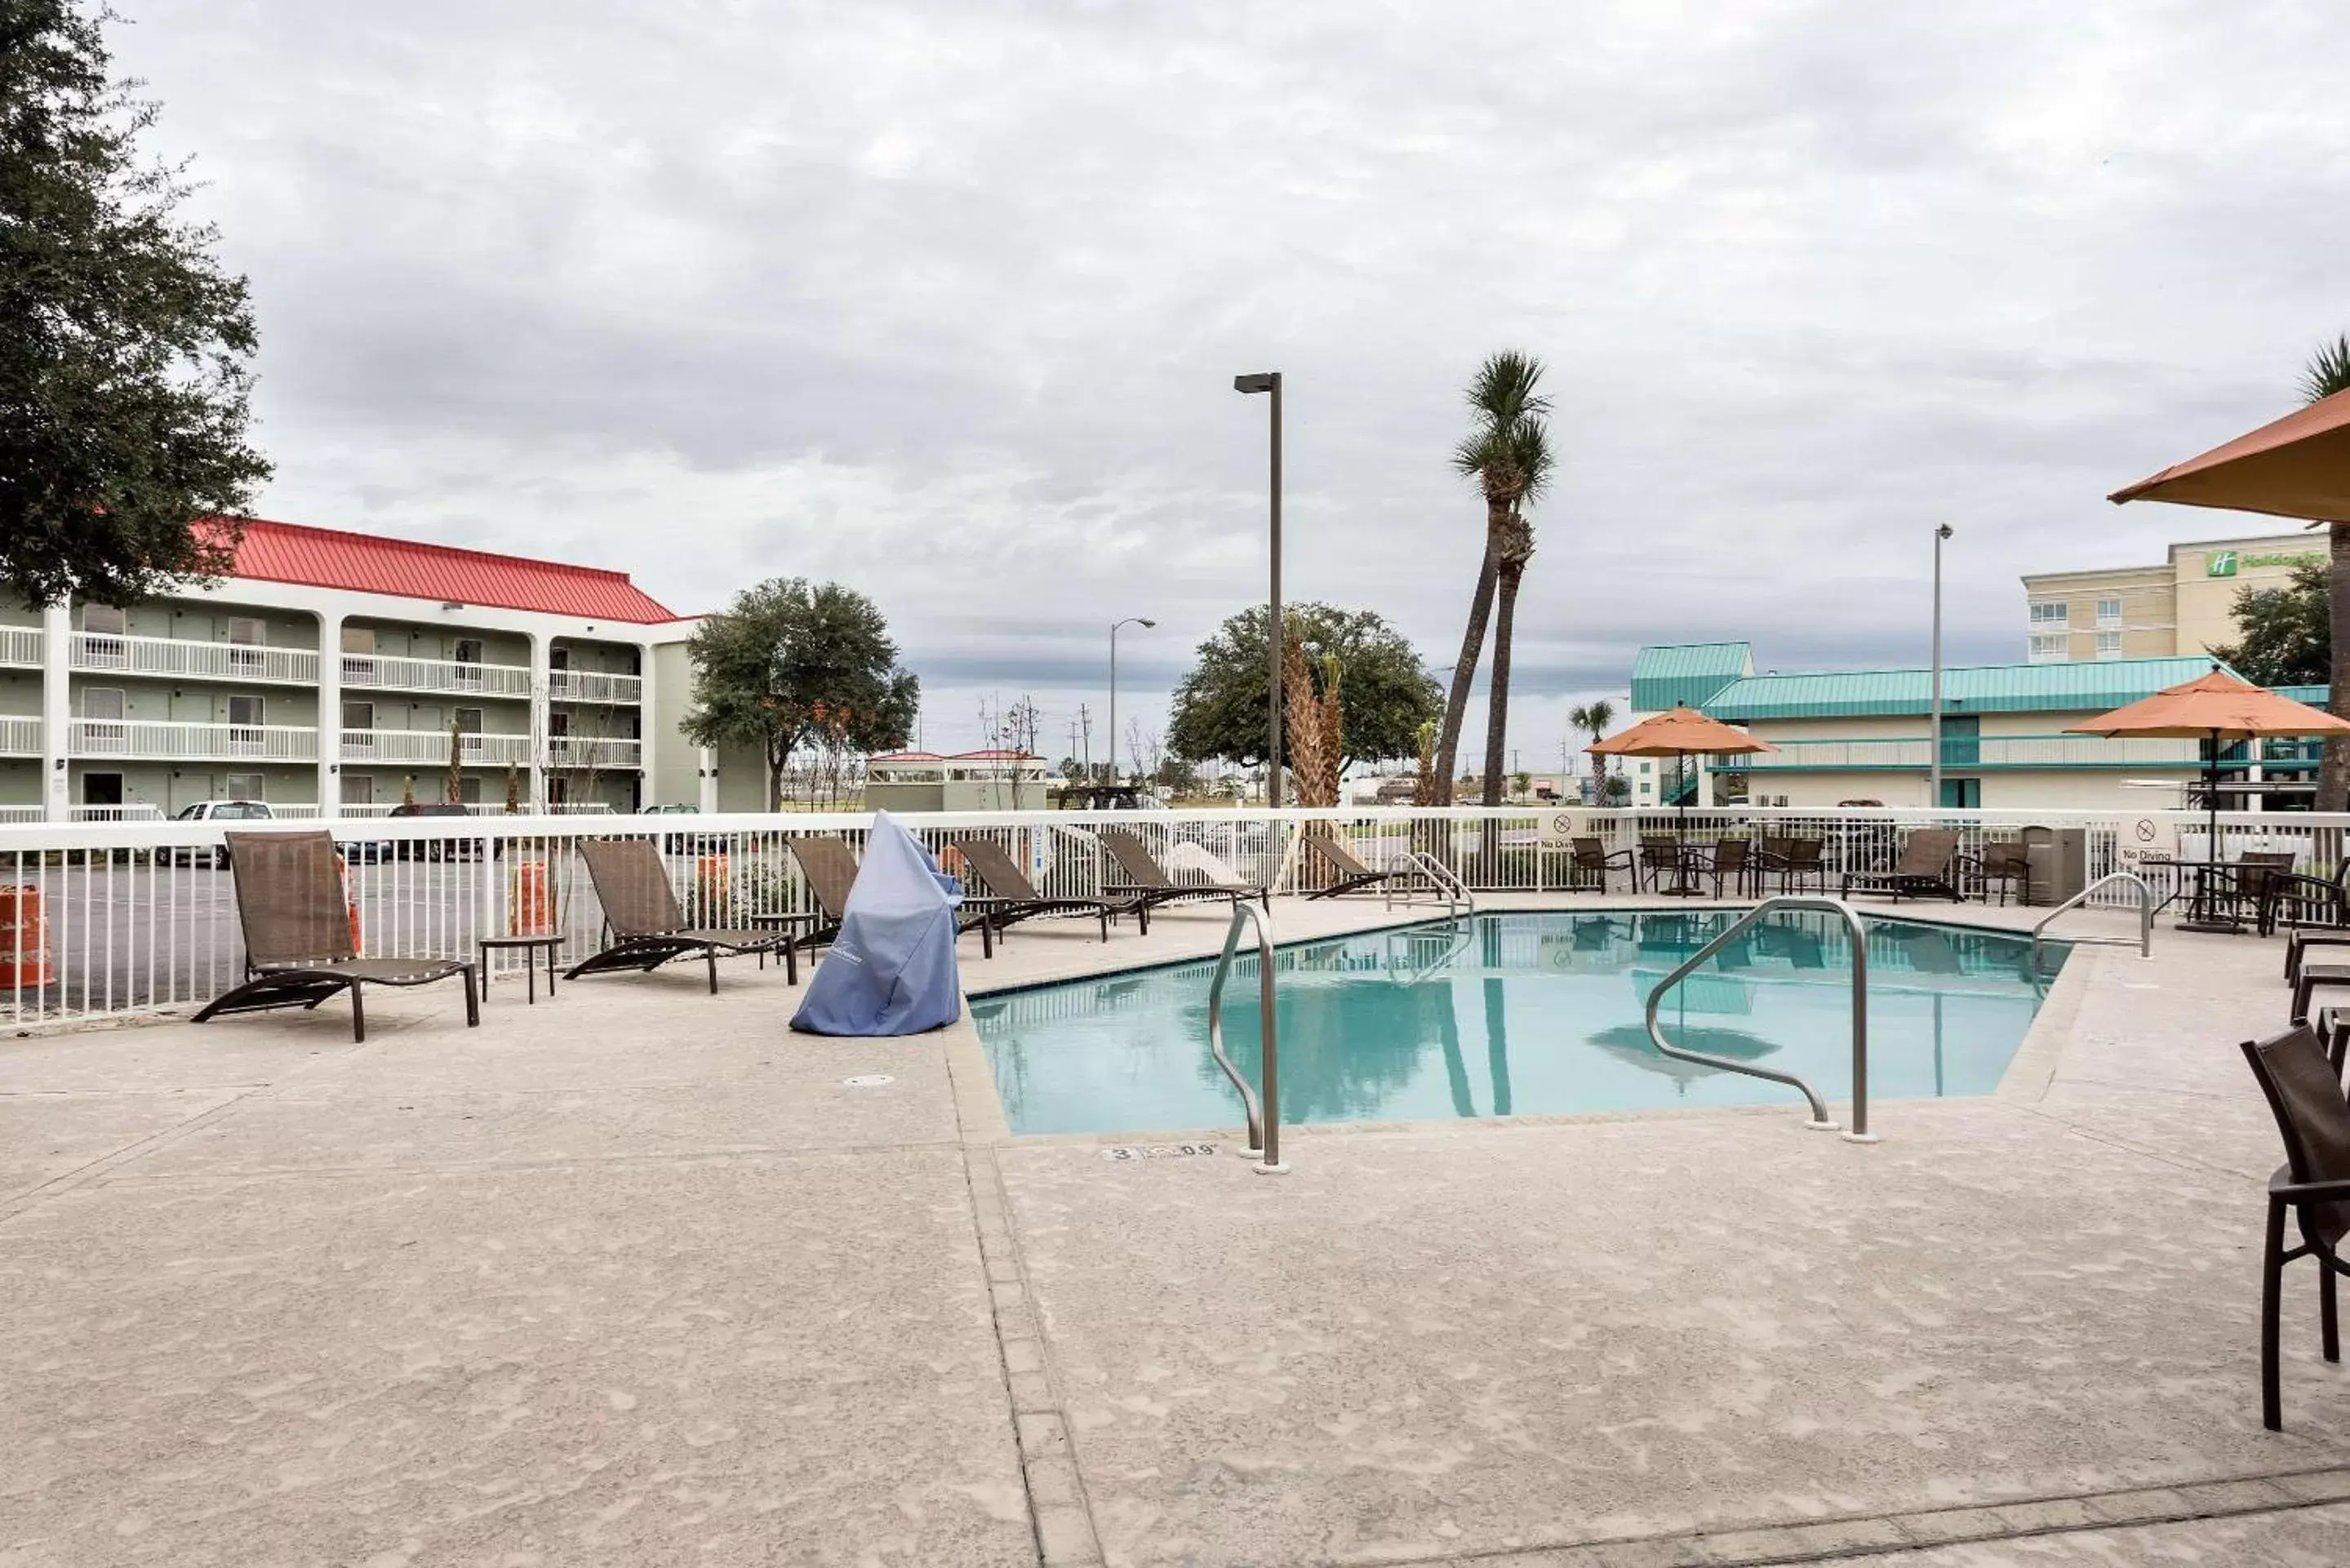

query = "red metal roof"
(201, 517), (682, 624)
(952, 749), (1042, 760)
(869, 751), (948, 762)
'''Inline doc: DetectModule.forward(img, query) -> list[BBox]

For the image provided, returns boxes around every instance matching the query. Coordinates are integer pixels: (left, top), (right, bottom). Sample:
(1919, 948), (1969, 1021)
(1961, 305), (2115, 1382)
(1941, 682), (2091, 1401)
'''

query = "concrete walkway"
(3, 892), (2345, 1566)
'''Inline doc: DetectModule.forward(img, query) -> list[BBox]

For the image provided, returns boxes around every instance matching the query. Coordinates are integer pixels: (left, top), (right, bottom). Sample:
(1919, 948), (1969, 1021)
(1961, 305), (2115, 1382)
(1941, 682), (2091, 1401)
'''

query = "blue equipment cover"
(790, 813), (965, 1035)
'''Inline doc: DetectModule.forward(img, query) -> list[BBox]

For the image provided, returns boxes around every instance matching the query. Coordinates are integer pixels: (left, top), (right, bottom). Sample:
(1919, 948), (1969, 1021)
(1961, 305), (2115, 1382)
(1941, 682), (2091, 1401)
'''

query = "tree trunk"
(1588, 744), (1607, 806)
(1482, 560), (1520, 808)
(2324, 522), (2350, 813)
(1433, 546), (1497, 806)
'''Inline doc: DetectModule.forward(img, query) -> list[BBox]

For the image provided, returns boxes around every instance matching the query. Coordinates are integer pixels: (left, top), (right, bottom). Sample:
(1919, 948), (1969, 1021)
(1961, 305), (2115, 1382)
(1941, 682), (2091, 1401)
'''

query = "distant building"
(2019, 530), (2326, 664)
(866, 749), (1049, 811)
(1624, 642), (2321, 811)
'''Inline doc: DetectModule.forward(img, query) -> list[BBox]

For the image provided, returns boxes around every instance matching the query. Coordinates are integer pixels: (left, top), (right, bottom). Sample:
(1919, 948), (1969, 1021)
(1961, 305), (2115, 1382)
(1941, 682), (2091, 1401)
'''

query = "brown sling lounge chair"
(1840, 828), (1964, 904)
(948, 837), (1140, 941)
(787, 834), (995, 958)
(2241, 1024), (2350, 1429)
(566, 838), (792, 991)
(1098, 826), (1268, 918)
(193, 830), (477, 1042)
(1298, 832), (1419, 899)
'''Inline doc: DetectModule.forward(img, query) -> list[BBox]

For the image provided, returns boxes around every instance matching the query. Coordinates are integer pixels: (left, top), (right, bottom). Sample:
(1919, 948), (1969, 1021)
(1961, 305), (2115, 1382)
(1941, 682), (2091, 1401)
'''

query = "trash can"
(2022, 825), (2086, 908)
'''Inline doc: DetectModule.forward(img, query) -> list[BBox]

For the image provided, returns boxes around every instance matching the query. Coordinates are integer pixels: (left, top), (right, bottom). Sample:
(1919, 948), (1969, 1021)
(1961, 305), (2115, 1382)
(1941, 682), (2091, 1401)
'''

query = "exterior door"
(82, 771), (123, 807)
(227, 694), (264, 757)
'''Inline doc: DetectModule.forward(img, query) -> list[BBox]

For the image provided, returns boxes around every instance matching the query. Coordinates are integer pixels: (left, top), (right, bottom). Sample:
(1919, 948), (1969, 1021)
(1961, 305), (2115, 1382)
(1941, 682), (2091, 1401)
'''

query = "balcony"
(71, 631), (319, 685)
(339, 652), (534, 700)
(546, 735), (641, 769)
(549, 669), (642, 704)
(68, 719), (318, 762)
(0, 715), (40, 755)
(1, 625), (40, 669)
(340, 729), (533, 766)
(1739, 735), (2205, 771)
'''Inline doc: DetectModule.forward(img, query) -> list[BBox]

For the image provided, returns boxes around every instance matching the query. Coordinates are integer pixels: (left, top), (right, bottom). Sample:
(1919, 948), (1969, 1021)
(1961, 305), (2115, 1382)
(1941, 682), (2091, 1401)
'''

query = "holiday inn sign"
(2207, 548), (2324, 577)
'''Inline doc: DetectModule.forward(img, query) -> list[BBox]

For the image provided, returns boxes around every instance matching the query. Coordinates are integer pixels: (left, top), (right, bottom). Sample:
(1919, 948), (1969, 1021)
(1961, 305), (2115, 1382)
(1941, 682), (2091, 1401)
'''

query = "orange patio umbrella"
(2109, 388), (2350, 524)
(2068, 668), (2350, 929)
(1591, 705), (1775, 870)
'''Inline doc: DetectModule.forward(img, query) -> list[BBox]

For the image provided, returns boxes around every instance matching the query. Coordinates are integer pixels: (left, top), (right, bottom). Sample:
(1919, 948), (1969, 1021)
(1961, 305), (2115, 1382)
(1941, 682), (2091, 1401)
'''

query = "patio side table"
(479, 933), (563, 1005)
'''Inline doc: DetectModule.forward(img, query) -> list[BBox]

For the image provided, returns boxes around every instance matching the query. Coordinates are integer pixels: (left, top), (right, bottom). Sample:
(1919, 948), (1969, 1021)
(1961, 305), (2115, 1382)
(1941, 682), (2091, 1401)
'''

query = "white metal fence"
(0, 803), (2335, 1026)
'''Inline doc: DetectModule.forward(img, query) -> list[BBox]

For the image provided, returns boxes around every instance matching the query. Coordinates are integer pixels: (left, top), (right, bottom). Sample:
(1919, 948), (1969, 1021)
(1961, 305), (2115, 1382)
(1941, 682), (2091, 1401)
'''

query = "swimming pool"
(971, 911), (2061, 1136)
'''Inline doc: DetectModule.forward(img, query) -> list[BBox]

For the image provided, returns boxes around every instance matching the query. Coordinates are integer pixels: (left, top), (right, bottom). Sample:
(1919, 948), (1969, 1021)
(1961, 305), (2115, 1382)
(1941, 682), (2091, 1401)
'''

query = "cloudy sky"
(117, 0), (2350, 770)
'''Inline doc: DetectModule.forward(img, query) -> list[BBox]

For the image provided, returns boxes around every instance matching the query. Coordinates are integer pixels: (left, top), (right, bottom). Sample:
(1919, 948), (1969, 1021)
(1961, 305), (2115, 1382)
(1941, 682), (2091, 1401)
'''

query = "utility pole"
(1078, 704), (1093, 783)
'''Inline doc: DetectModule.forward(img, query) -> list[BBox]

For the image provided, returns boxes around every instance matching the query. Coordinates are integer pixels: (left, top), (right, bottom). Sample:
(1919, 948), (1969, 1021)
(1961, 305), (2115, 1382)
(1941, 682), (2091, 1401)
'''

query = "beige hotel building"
(2019, 530), (2327, 664)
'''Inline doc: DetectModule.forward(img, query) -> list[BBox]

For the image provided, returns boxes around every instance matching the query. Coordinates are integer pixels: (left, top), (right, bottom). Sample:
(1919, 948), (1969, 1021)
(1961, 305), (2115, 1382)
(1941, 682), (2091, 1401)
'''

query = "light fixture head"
(1936, 522), (1954, 540)
(1233, 372), (1278, 395)
(1139, 618), (1157, 629)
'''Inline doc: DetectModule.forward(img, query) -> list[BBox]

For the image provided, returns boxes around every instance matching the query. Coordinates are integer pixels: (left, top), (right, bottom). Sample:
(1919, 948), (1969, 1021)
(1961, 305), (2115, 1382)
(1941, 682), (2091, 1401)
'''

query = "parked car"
(169, 800), (273, 866)
(387, 801), (482, 861)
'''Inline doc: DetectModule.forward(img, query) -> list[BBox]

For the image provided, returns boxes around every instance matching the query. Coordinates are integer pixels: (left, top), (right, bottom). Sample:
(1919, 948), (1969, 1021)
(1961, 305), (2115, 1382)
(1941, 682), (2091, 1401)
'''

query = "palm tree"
(2307, 335), (2350, 810)
(1569, 699), (1615, 804)
(1433, 353), (1553, 804)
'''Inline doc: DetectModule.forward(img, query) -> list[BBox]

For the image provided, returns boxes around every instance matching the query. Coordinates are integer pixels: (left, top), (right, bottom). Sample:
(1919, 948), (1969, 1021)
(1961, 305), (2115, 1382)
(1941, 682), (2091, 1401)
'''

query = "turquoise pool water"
(972, 911), (2061, 1136)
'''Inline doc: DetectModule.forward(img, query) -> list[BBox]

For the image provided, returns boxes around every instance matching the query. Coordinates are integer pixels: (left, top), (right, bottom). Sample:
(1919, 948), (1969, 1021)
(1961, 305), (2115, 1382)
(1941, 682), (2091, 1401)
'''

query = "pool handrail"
(2030, 871), (2154, 971)
(1643, 895), (1873, 1141)
(1390, 850), (1474, 916)
(1206, 899), (1288, 1174)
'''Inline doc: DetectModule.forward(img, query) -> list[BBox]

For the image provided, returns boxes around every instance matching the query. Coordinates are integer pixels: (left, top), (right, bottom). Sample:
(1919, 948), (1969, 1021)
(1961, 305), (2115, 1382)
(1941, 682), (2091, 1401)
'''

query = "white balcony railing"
(67, 719), (319, 762)
(546, 736), (642, 769)
(0, 715), (41, 755)
(340, 729), (534, 766)
(1740, 735), (2206, 771)
(70, 631), (319, 685)
(1, 625), (41, 668)
(549, 669), (642, 704)
(339, 653), (534, 700)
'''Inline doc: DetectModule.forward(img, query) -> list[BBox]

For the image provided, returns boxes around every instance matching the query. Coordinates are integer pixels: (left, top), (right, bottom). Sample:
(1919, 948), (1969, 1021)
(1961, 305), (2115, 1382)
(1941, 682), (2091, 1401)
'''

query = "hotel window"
(2094, 629), (2123, 660)
(2028, 633), (2066, 663)
(2028, 601), (2068, 626)
(224, 772), (264, 802)
(2095, 598), (2122, 629)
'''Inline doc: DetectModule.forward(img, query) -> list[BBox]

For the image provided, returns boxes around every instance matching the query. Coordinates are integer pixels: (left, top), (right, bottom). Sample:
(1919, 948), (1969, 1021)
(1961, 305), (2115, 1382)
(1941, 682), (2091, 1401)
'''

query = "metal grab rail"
(1205, 901), (1288, 1174)
(1390, 850), (1475, 915)
(2030, 871), (2154, 970)
(1643, 895), (1875, 1141)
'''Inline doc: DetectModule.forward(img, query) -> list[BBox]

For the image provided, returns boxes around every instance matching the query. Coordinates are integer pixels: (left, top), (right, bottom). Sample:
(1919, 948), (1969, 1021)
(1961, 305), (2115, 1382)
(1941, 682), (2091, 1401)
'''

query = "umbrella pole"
(2181, 726), (2234, 933)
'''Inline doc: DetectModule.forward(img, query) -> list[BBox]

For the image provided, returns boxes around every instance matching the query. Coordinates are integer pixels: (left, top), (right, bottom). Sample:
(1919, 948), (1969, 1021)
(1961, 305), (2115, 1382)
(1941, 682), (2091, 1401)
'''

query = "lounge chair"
(788, 834), (996, 958)
(948, 836), (1141, 941)
(1841, 828), (1964, 904)
(565, 838), (793, 992)
(1570, 836), (1635, 892)
(1299, 831), (1421, 899)
(1097, 826), (1268, 919)
(2240, 1024), (2350, 1429)
(193, 830), (477, 1042)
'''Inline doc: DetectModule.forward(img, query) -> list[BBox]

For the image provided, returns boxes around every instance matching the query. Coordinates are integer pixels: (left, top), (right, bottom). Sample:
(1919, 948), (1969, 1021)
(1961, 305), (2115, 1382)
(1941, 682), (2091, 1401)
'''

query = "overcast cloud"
(113, 0), (2350, 767)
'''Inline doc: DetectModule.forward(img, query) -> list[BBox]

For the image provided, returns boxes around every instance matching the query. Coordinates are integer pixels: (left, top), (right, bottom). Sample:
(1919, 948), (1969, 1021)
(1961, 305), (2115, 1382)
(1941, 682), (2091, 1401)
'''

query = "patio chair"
(1299, 831), (1419, 899)
(2232, 852), (2320, 939)
(788, 834), (996, 959)
(1570, 836), (1636, 892)
(1974, 840), (2030, 907)
(948, 836), (1141, 942)
(1840, 828), (1964, 904)
(1703, 837), (1752, 899)
(1098, 826), (1268, 919)
(1754, 836), (1828, 895)
(193, 830), (477, 1042)
(566, 837), (793, 992)
(1636, 836), (1681, 894)
(2239, 1024), (2350, 1429)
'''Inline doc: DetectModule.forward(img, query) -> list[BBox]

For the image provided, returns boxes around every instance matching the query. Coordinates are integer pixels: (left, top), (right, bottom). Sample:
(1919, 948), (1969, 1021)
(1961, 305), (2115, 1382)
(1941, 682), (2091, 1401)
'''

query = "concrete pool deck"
(5, 892), (2348, 1566)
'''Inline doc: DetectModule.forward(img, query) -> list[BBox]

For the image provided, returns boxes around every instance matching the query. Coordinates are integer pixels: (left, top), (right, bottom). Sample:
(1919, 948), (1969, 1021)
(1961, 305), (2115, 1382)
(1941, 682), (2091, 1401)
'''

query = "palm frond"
(1464, 351), (1552, 429)
(1508, 416), (1555, 505)
(2303, 334), (2350, 405)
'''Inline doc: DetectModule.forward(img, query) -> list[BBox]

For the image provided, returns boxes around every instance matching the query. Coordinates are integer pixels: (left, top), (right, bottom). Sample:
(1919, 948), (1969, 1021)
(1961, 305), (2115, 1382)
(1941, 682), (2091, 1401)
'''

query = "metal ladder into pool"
(1388, 851), (1475, 917)
(2028, 871), (2155, 971)
(1205, 901), (1289, 1175)
(1643, 895), (1880, 1142)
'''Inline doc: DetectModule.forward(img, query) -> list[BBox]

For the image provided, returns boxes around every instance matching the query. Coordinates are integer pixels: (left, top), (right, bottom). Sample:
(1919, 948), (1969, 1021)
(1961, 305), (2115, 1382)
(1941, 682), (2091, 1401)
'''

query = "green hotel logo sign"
(2206, 549), (2321, 577)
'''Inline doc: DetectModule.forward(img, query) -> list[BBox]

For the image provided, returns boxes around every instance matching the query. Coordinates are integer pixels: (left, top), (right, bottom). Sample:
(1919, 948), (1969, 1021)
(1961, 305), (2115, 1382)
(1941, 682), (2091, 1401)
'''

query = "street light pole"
(1930, 522), (1954, 809)
(1108, 615), (1156, 788)
(1234, 371), (1283, 806)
